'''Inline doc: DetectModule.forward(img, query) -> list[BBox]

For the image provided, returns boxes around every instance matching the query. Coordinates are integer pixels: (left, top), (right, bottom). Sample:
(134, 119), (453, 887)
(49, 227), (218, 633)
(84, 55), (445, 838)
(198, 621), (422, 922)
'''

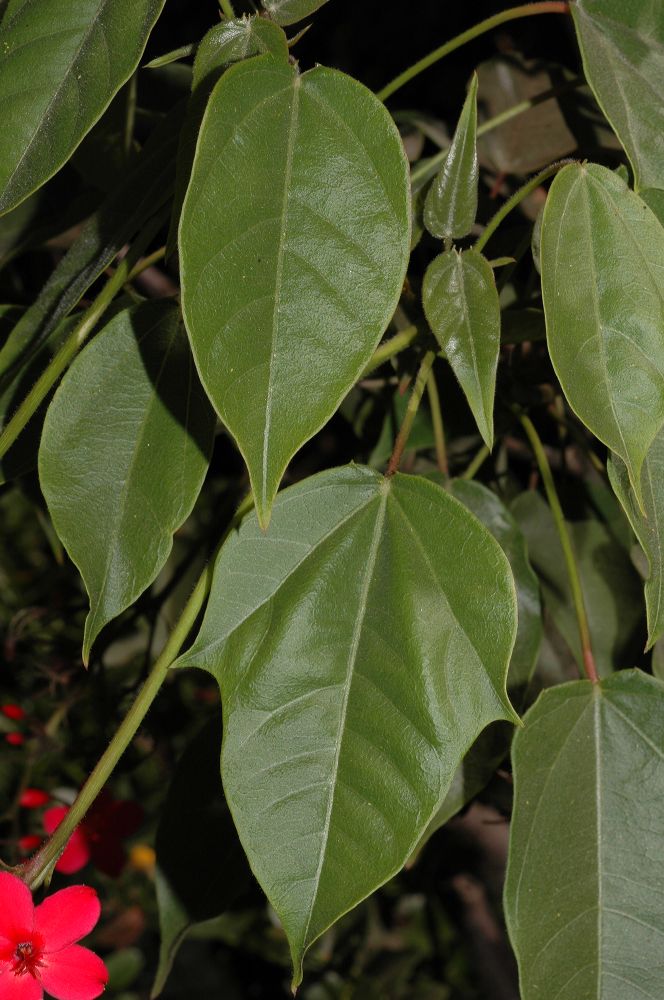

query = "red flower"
(19, 791), (49, 810)
(44, 792), (143, 878)
(1, 705), (25, 722)
(0, 871), (108, 1000)
(5, 734), (24, 747)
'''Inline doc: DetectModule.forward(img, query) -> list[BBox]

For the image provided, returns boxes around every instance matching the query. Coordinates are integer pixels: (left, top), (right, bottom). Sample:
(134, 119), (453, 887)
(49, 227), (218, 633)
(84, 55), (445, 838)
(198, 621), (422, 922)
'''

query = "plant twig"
(426, 372), (448, 476)
(387, 351), (436, 476)
(519, 412), (599, 684)
(474, 160), (573, 254)
(20, 493), (255, 890)
(361, 325), (419, 378)
(460, 444), (490, 481)
(378, 2), (569, 102)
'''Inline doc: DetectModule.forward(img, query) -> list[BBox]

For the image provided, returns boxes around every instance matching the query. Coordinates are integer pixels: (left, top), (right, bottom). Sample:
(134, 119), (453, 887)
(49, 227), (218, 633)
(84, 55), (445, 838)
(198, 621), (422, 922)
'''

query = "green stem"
(426, 372), (448, 476)
(519, 413), (599, 684)
(123, 73), (138, 160)
(219, 0), (236, 18)
(22, 493), (255, 890)
(387, 351), (436, 476)
(0, 213), (165, 461)
(361, 325), (419, 379)
(378, 2), (569, 102)
(474, 160), (572, 254)
(460, 443), (490, 480)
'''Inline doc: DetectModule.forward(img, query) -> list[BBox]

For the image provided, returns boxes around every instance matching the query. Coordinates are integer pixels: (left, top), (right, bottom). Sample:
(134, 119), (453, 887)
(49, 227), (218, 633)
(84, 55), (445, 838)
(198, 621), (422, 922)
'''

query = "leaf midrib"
(2, 0), (117, 200)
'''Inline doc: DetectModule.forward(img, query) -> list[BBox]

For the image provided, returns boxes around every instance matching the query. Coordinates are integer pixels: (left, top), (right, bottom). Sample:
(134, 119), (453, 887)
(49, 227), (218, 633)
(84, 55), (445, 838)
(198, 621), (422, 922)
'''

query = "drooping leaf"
(260, 0), (330, 26)
(541, 163), (664, 503)
(423, 73), (478, 241)
(180, 56), (410, 527)
(413, 478), (541, 843)
(422, 248), (500, 448)
(0, 101), (186, 386)
(166, 17), (289, 258)
(175, 465), (517, 985)
(608, 423), (664, 648)
(153, 719), (259, 998)
(0, 0), (167, 215)
(512, 490), (644, 677)
(505, 669), (664, 999)
(572, 0), (664, 191)
(39, 301), (215, 661)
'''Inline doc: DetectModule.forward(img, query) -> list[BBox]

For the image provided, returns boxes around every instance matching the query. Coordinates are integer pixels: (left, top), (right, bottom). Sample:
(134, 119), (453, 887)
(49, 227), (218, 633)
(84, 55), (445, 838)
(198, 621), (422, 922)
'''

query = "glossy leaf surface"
(505, 670), (664, 1000)
(0, 0), (166, 215)
(180, 56), (410, 527)
(176, 465), (517, 983)
(572, 0), (664, 190)
(39, 302), (215, 660)
(512, 490), (644, 677)
(541, 163), (664, 502)
(167, 17), (288, 257)
(609, 423), (664, 649)
(422, 249), (500, 448)
(423, 74), (478, 240)
(414, 478), (541, 840)
(260, 0), (330, 26)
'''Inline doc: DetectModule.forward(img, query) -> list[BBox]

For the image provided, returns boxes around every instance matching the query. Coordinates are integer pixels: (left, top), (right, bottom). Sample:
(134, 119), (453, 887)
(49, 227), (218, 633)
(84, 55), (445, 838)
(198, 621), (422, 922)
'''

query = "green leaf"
(423, 73), (478, 241)
(572, 0), (664, 190)
(505, 670), (664, 999)
(422, 249), (500, 449)
(512, 490), (644, 677)
(640, 187), (664, 226)
(0, 0), (166, 215)
(260, 0), (330, 26)
(0, 101), (186, 386)
(541, 162), (664, 504)
(167, 18), (288, 258)
(180, 56), (410, 527)
(608, 423), (664, 649)
(39, 301), (215, 661)
(153, 719), (259, 998)
(413, 478), (541, 842)
(175, 465), (517, 985)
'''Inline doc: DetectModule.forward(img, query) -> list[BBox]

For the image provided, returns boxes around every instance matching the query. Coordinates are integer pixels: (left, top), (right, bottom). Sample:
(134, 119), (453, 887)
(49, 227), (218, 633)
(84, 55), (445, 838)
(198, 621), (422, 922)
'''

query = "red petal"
(39, 945), (108, 1000)
(0, 965), (42, 1000)
(0, 704), (25, 721)
(34, 886), (100, 953)
(43, 809), (90, 874)
(19, 789), (50, 810)
(0, 872), (34, 943)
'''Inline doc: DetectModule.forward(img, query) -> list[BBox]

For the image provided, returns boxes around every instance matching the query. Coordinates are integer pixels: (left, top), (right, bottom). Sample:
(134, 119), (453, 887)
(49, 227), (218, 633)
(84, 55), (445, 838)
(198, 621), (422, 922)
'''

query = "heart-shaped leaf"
(176, 465), (517, 985)
(572, 0), (664, 191)
(423, 73), (478, 241)
(505, 670), (664, 999)
(413, 478), (541, 844)
(179, 56), (410, 527)
(422, 248), (500, 448)
(608, 423), (664, 649)
(0, 0), (166, 215)
(260, 0), (331, 26)
(39, 301), (215, 661)
(541, 163), (664, 505)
